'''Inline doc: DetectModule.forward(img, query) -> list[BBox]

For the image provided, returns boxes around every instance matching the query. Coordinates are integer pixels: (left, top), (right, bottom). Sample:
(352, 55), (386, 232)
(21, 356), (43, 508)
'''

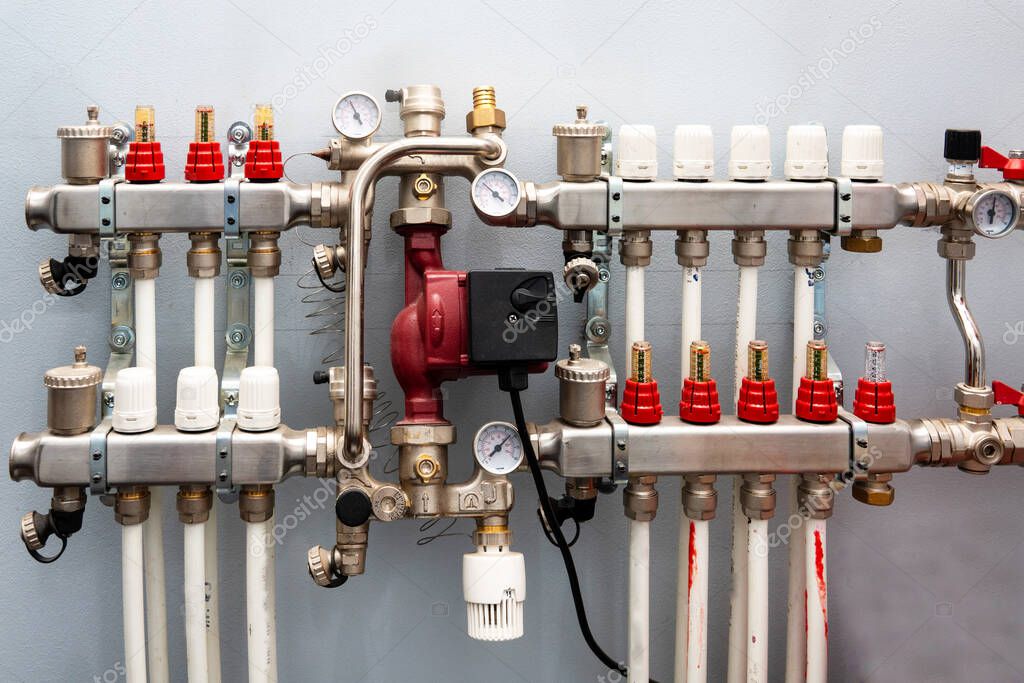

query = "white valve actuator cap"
(728, 125), (772, 180)
(112, 367), (157, 434)
(841, 124), (884, 180)
(237, 366), (280, 432)
(175, 366), (220, 432)
(673, 125), (714, 180)
(784, 124), (829, 180)
(615, 124), (658, 180)
(463, 545), (526, 641)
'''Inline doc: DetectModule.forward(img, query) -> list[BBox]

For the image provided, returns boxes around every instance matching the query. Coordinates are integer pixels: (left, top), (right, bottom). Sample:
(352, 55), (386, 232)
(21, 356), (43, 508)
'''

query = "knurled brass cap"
(555, 344), (610, 383)
(307, 545), (335, 587)
(44, 346), (102, 389)
(20, 512), (43, 550)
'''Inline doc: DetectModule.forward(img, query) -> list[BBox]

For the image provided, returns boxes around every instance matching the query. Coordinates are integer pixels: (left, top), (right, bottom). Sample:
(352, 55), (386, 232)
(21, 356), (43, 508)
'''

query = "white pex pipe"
(746, 519), (769, 683)
(805, 518), (828, 682)
(253, 276), (274, 367)
(205, 504), (222, 683)
(194, 277), (215, 368)
(247, 518), (278, 683)
(184, 523), (209, 683)
(785, 265), (815, 683)
(675, 265), (708, 683)
(134, 277), (168, 683)
(624, 263), (649, 683)
(123, 523), (148, 683)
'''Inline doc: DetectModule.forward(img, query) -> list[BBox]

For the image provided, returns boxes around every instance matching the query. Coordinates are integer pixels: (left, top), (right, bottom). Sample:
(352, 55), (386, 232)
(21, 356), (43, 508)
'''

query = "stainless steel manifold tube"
(342, 134), (506, 459)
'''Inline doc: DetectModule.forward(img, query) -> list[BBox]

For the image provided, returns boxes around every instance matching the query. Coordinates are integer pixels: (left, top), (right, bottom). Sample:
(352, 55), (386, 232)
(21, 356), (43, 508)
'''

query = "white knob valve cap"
(673, 125), (714, 180)
(785, 124), (829, 180)
(728, 125), (772, 180)
(237, 366), (280, 432)
(615, 124), (658, 180)
(841, 124), (884, 180)
(111, 367), (157, 433)
(463, 545), (526, 641)
(175, 366), (220, 432)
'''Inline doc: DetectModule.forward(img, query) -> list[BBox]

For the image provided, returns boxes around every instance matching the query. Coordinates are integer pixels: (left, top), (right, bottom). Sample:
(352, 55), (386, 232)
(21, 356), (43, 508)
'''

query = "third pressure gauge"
(332, 91), (381, 140)
(967, 188), (1019, 239)
(473, 421), (524, 475)
(471, 168), (521, 218)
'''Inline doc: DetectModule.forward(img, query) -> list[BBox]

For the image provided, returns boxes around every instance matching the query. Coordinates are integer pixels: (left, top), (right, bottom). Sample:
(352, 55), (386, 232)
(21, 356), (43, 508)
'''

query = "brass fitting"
(335, 521), (368, 576)
(675, 229), (709, 268)
(841, 228), (883, 253)
(473, 515), (511, 547)
(566, 477), (598, 501)
(740, 473), (776, 520)
(903, 181), (959, 227)
(732, 229), (766, 267)
(682, 474), (717, 521)
(623, 476), (658, 521)
(176, 485), (213, 524)
(115, 486), (151, 526)
(187, 233), (221, 278)
(412, 173), (438, 201)
(852, 473), (894, 506)
(798, 474), (834, 520)
(247, 232), (281, 278)
(127, 233), (161, 280)
(619, 230), (653, 267)
(466, 86), (506, 134)
(239, 485), (275, 523)
(787, 229), (824, 267)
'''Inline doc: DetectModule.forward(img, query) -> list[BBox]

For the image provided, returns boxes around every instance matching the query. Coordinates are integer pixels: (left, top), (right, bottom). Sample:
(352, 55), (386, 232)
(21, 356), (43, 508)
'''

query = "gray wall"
(2, 1), (1023, 681)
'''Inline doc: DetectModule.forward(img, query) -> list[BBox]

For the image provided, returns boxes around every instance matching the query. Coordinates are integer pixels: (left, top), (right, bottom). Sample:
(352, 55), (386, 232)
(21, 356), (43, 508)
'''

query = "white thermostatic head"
(615, 124), (658, 179)
(785, 124), (829, 180)
(673, 125), (714, 180)
(841, 124), (884, 180)
(463, 545), (526, 641)
(237, 366), (281, 432)
(174, 366), (220, 432)
(112, 367), (157, 434)
(728, 125), (772, 180)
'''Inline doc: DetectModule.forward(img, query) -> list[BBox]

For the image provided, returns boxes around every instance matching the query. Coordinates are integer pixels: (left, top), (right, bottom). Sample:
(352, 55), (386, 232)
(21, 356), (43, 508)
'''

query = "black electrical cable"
(509, 388), (659, 683)
(312, 260), (346, 293)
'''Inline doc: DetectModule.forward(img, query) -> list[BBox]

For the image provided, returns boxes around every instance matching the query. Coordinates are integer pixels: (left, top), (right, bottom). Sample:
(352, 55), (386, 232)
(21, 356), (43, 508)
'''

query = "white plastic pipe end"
(841, 124), (884, 180)
(175, 365), (220, 432)
(112, 366), (157, 433)
(785, 124), (829, 180)
(673, 125), (714, 180)
(237, 366), (280, 432)
(729, 124), (772, 180)
(616, 124), (659, 180)
(463, 546), (526, 641)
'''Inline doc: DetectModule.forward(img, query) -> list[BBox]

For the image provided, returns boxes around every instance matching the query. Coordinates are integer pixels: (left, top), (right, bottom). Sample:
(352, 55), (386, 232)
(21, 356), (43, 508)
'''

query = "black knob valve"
(944, 129), (982, 163)
(336, 489), (373, 527)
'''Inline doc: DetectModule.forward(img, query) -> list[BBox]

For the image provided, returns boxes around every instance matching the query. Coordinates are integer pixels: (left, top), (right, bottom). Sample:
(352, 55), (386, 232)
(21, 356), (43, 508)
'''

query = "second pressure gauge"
(332, 91), (381, 140)
(473, 421), (524, 475)
(967, 189), (1019, 239)
(471, 168), (521, 218)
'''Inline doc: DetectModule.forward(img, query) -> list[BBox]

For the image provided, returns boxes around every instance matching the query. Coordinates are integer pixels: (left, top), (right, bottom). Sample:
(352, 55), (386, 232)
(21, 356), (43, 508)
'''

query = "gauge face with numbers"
(471, 168), (521, 218)
(970, 189), (1019, 238)
(473, 421), (524, 475)
(331, 92), (381, 140)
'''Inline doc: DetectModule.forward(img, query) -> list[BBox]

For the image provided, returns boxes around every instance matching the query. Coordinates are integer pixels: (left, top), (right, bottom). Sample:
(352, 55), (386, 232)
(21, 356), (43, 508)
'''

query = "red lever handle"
(992, 380), (1024, 416)
(980, 146), (1024, 180)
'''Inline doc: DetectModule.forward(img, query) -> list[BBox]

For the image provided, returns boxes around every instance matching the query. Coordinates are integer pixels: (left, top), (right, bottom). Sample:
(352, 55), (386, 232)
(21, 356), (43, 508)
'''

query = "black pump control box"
(468, 269), (558, 365)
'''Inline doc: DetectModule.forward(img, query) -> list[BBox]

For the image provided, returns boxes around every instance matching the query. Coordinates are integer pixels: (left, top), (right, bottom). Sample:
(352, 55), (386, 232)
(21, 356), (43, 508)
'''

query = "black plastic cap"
(944, 129), (982, 162)
(336, 489), (372, 527)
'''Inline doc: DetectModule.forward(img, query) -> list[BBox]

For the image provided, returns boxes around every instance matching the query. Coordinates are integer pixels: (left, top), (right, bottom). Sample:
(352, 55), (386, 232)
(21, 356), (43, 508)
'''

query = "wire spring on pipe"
(297, 267), (346, 365)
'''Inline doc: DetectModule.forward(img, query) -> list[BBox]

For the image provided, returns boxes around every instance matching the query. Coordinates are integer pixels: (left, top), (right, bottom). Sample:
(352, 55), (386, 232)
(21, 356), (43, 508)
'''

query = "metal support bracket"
(604, 175), (624, 237)
(586, 232), (617, 405)
(215, 418), (237, 501)
(98, 177), (122, 238)
(826, 176), (854, 236)
(102, 238), (134, 418)
(837, 408), (871, 482)
(88, 419), (112, 495)
(607, 409), (630, 483)
(224, 178), (241, 240)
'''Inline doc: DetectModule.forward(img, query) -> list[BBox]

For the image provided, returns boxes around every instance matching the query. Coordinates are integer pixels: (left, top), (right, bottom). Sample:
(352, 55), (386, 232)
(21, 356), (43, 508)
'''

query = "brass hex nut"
(841, 234), (883, 253)
(466, 107), (507, 133)
(852, 480), (894, 506)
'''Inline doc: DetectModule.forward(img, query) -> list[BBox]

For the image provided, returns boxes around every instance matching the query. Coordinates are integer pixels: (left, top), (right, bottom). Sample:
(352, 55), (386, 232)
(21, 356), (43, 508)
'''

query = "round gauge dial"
(331, 92), (381, 140)
(473, 421), (524, 475)
(970, 189), (1019, 238)
(471, 168), (521, 218)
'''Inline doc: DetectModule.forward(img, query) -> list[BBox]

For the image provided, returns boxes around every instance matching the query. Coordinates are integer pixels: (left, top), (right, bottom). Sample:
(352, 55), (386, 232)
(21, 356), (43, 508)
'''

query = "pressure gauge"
(473, 421), (524, 475)
(331, 91), (381, 140)
(966, 188), (1019, 238)
(471, 168), (521, 218)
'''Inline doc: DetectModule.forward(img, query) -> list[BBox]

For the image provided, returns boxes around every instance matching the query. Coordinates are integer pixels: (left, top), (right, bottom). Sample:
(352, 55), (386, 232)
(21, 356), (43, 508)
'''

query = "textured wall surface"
(2, 1), (1023, 681)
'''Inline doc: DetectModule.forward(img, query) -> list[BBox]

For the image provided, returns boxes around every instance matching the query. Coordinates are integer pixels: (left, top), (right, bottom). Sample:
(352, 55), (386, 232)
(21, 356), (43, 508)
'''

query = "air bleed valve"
(184, 105), (224, 182)
(620, 340), (663, 425)
(245, 104), (283, 181)
(124, 105), (165, 182)
(853, 341), (896, 424)
(679, 341), (721, 424)
(795, 340), (838, 423)
(737, 340), (780, 424)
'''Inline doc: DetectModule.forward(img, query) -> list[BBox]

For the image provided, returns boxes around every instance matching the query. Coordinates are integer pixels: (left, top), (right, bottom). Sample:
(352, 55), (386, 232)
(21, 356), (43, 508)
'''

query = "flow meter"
(331, 91), (381, 140)
(472, 421), (524, 475)
(470, 168), (521, 218)
(964, 188), (1019, 239)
